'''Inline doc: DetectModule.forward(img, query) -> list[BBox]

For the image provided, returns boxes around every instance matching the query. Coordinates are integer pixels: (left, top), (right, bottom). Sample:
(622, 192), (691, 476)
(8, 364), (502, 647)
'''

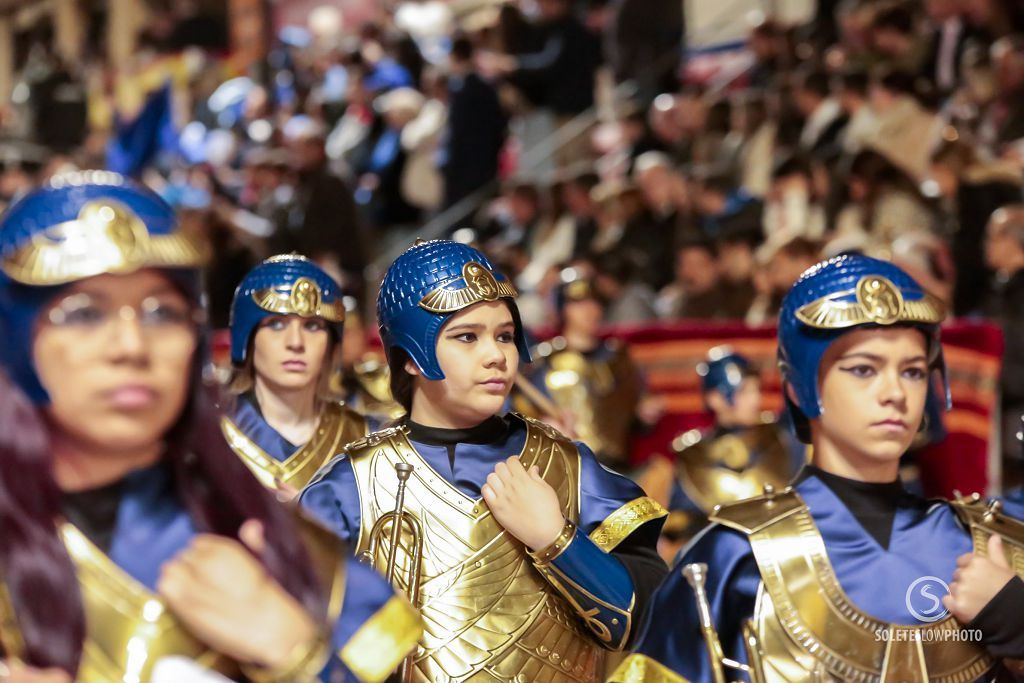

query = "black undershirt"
(798, 465), (907, 550)
(61, 478), (126, 554)
(406, 415), (510, 474)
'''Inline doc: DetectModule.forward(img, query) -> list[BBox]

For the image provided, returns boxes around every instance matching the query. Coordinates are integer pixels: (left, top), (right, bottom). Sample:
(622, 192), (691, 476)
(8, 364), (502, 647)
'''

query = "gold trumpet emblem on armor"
(359, 462), (424, 683)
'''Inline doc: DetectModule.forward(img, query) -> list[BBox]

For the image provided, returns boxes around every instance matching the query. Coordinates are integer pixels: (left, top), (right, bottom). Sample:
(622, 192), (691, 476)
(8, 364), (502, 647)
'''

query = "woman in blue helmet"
(0, 172), (419, 682)
(611, 254), (1024, 683)
(301, 239), (668, 681)
(222, 254), (367, 497)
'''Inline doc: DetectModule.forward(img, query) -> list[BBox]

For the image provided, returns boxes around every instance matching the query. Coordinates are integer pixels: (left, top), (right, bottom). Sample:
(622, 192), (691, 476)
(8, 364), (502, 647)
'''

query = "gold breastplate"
(673, 423), (796, 514)
(62, 524), (236, 682)
(540, 345), (639, 464)
(221, 401), (367, 491)
(347, 417), (605, 682)
(712, 491), (994, 683)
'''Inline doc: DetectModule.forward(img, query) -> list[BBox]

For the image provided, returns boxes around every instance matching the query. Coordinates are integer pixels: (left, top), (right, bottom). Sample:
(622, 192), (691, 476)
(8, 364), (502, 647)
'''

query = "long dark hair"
(0, 358), (326, 674)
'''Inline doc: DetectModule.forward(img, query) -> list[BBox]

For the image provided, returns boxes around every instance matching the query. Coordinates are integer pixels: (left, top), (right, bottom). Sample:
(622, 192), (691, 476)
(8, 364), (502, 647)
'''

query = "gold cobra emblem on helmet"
(856, 276), (904, 325)
(463, 262), (498, 298)
(289, 277), (321, 316)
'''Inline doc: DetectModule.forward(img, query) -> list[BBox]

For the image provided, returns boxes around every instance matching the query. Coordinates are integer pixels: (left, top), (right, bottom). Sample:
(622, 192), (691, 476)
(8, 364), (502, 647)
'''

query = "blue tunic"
(231, 396), (300, 462)
(629, 471), (980, 683)
(86, 462), (402, 682)
(300, 414), (667, 649)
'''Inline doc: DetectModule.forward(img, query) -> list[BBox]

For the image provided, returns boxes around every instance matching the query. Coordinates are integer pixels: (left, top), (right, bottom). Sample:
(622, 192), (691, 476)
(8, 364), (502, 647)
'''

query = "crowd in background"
(3, 0), (1024, 460)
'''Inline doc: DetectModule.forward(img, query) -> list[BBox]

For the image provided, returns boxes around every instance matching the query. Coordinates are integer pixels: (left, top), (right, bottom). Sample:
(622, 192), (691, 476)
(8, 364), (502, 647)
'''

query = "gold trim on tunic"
(339, 594), (423, 683)
(607, 653), (691, 683)
(588, 497), (668, 552)
(711, 490), (993, 683)
(1, 200), (207, 286)
(220, 402), (366, 491)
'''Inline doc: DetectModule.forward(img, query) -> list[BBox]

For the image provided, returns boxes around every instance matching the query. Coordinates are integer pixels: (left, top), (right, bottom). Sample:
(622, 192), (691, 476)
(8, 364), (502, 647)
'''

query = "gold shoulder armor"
(708, 487), (803, 536)
(950, 494), (1024, 575)
(346, 425), (409, 454)
(511, 412), (574, 444)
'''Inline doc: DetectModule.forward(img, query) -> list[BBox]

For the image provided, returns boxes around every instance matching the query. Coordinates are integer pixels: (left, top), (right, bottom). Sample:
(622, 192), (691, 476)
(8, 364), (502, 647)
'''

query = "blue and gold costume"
(517, 276), (643, 471)
(223, 255), (367, 491)
(0, 173), (420, 682)
(301, 240), (669, 681)
(663, 350), (803, 541)
(613, 255), (1024, 683)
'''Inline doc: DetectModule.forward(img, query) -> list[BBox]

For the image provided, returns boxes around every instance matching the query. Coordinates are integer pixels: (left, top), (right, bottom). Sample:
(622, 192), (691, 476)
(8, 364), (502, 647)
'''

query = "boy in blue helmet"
(222, 254), (367, 496)
(0, 172), (419, 682)
(658, 347), (803, 562)
(301, 239), (669, 681)
(612, 254), (1024, 683)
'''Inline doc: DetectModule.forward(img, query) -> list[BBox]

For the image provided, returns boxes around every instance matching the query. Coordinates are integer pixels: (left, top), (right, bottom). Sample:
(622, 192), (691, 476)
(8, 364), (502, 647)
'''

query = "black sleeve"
(969, 575), (1024, 659)
(609, 519), (669, 646)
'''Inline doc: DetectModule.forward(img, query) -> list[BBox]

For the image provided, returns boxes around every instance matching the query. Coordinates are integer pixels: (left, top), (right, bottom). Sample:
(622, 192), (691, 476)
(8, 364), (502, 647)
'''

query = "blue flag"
(106, 83), (177, 177)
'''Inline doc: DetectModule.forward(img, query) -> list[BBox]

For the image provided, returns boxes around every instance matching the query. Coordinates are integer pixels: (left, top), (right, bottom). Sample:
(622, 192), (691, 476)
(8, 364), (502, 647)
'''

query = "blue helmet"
(377, 239), (530, 380)
(229, 254), (346, 365)
(697, 347), (756, 405)
(0, 170), (207, 403)
(778, 254), (948, 442)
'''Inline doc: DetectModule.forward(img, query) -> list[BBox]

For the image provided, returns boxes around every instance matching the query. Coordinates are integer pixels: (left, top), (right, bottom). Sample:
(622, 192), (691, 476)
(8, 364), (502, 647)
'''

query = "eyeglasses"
(44, 292), (203, 334)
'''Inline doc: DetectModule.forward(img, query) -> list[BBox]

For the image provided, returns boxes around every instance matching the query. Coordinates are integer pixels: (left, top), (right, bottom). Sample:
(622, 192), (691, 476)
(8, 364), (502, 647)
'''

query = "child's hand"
(943, 534), (1016, 624)
(482, 456), (566, 551)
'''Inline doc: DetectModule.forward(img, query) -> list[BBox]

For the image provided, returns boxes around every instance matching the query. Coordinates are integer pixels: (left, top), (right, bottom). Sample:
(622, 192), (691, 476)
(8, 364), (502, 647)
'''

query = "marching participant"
(301, 239), (669, 681)
(612, 254), (1024, 682)
(0, 173), (419, 682)
(660, 348), (803, 553)
(517, 271), (658, 472)
(223, 254), (367, 495)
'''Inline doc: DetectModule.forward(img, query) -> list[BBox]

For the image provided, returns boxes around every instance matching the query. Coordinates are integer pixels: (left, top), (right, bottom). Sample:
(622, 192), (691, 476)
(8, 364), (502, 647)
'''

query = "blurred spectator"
(728, 91), (776, 197)
(441, 36), (507, 215)
(500, 0), (602, 163)
(480, 181), (544, 256)
(835, 69), (876, 155)
(831, 150), (935, 253)
(982, 206), (1024, 469)
(605, 0), (684, 101)
(922, 0), (973, 94)
(794, 67), (847, 159)
(747, 20), (786, 90)
(928, 136), (1023, 315)
(400, 70), (447, 213)
(564, 171), (601, 258)
(716, 231), (760, 320)
(358, 87), (424, 229)
(763, 155), (826, 243)
(871, 6), (928, 76)
(760, 236), (822, 317)
(866, 70), (942, 181)
(982, 36), (1024, 151)
(283, 117), (367, 295)
(695, 171), (763, 243)
(593, 251), (659, 324)
(656, 240), (724, 319)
